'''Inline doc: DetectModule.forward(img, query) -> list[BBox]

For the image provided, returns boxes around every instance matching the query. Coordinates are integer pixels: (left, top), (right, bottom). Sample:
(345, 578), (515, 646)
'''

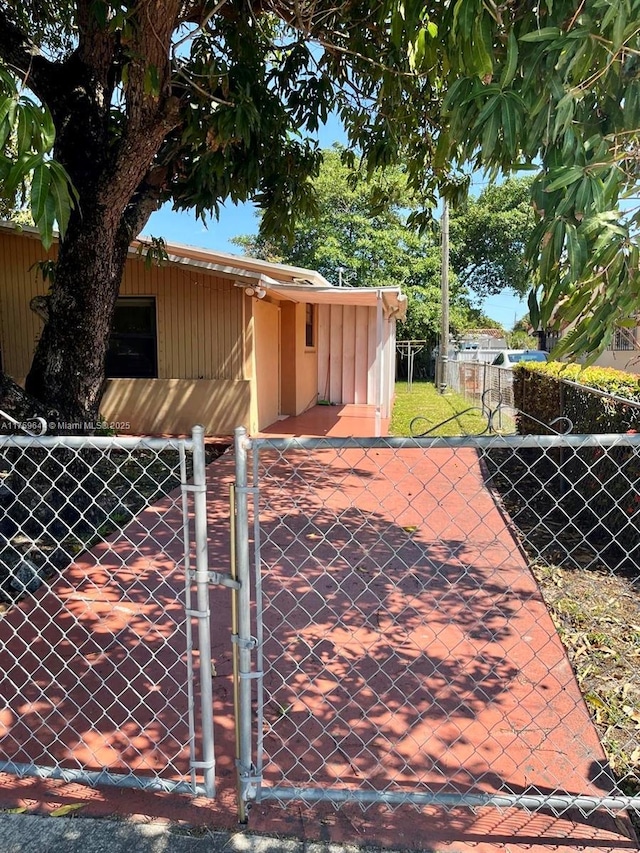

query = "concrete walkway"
(0, 413), (636, 852)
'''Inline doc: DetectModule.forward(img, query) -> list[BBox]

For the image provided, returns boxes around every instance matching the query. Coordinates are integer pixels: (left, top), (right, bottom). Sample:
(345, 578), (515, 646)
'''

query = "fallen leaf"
(622, 705), (640, 727)
(50, 804), (85, 818)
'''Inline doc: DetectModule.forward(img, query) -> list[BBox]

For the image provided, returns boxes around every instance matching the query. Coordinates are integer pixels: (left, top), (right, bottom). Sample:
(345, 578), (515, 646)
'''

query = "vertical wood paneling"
(329, 305), (344, 404)
(317, 304), (331, 401)
(367, 305), (377, 404)
(382, 319), (393, 417)
(341, 304), (356, 403)
(354, 306), (369, 404)
(221, 281), (231, 378)
(0, 229), (248, 384)
(0, 231), (53, 380)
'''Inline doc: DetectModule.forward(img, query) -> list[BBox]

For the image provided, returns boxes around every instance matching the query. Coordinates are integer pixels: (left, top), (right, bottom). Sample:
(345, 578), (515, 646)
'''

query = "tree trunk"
(24, 212), (132, 425)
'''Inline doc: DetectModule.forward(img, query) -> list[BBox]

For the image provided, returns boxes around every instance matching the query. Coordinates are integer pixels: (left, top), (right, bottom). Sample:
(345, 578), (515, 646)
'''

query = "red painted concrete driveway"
(0, 428), (636, 852)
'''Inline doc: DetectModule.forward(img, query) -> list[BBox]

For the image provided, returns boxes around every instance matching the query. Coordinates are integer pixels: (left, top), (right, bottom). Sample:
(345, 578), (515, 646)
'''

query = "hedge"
(513, 362), (640, 435)
(509, 362), (639, 574)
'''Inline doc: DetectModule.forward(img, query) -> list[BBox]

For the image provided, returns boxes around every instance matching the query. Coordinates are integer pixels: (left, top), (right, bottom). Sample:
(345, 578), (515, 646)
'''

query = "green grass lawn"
(389, 380), (490, 437)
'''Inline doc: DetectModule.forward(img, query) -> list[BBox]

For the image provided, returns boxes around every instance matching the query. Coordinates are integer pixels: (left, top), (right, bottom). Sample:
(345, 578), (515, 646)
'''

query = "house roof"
(462, 328), (505, 339)
(0, 220), (407, 320)
(151, 239), (406, 318)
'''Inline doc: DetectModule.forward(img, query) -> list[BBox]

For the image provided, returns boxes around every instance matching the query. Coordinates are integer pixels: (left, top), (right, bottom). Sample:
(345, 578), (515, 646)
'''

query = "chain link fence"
(0, 428), (216, 796)
(233, 430), (640, 828)
(446, 361), (516, 420)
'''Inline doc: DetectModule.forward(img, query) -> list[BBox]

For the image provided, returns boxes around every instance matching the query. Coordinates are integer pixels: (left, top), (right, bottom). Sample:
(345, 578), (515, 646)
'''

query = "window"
(609, 327), (636, 351)
(106, 297), (158, 378)
(305, 303), (316, 348)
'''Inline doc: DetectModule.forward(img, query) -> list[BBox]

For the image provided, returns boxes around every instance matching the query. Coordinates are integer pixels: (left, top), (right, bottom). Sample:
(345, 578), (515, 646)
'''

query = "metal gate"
(0, 427), (215, 797)
(232, 427), (640, 822)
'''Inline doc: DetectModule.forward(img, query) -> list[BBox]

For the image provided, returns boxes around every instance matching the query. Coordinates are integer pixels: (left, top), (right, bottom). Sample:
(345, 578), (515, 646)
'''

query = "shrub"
(513, 362), (640, 435)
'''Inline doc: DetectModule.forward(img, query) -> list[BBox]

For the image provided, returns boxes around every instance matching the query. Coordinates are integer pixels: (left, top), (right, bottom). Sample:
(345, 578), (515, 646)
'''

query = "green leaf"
(470, 16), (493, 79)
(528, 288), (540, 329)
(144, 64), (160, 97)
(30, 160), (51, 223)
(501, 97), (518, 155)
(35, 191), (57, 249)
(519, 27), (562, 42)
(500, 29), (519, 89)
(0, 96), (17, 149)
(16, 107), (33, 156)
(552, 93), (576, 142)
(565, 221), (586, 276)
(39, 107), (56, 151)
(409, 28), (426, 71)
(545, 166), (584, 192)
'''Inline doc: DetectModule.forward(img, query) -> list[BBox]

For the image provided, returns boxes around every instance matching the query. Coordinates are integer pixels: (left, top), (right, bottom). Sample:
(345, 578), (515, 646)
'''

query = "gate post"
(233, 426), (256, 820)
(192, 425), (216, 798)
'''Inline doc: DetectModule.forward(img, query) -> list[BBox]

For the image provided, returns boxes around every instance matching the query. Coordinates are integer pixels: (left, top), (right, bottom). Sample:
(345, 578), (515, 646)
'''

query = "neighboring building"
(452, 328), (508, 365)
(588, 326), (640, 373)
(536, 321), (640, 374)
(0, 222), (406, 435)
(459, 328), (508, 347)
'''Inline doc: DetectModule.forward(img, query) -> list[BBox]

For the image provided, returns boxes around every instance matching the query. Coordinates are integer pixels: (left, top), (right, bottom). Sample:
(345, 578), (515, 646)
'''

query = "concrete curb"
(0, 813), (406, 853)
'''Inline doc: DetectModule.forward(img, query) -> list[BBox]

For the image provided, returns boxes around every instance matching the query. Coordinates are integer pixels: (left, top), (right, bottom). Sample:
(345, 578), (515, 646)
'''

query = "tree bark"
(0, 4), (183, 426)
(24, 212), (133, 424)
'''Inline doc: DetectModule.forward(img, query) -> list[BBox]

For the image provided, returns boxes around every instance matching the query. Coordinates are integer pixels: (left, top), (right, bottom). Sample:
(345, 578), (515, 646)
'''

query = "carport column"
(375, 290), (383, 437)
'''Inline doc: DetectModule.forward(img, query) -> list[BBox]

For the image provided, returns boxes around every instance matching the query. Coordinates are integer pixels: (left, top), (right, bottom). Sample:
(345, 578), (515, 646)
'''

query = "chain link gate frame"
(232, 426), (640, 824)
(0, 426), (216, 797)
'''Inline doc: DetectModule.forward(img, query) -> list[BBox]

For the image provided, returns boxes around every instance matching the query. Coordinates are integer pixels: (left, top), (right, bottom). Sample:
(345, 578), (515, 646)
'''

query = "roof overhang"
(236, 279), (407, 321)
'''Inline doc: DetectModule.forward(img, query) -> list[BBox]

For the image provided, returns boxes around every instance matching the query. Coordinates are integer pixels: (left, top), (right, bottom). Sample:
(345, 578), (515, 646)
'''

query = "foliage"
(449, 177), (536, 298)
(506, 330), (537, 349)
(0, 0), (639, 403)
(513, 362), (640, 434)
(532, 562), (640, 804)
(235, 148), (491, 346)
(0, 71), (75, 247)
(512, 314), (531, 334)
(389, 381), (488, 436)
(434, 0), (640, 359)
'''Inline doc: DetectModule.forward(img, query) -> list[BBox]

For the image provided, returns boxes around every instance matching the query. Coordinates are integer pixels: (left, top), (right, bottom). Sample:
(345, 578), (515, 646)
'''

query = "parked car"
(491, 349), (549, 368)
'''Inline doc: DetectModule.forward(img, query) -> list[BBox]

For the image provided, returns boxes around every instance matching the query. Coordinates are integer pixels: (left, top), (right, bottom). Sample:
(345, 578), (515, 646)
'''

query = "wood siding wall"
(0, 229), (245, 383)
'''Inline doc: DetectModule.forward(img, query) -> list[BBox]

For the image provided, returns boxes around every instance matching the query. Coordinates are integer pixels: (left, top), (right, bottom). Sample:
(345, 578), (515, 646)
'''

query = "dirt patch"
(482, 446), (640, 823)
(0, 439), (229, 610)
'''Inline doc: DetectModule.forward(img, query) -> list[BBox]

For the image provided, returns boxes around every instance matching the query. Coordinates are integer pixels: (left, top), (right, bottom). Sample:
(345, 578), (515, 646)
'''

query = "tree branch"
(0, 8), (58, 98)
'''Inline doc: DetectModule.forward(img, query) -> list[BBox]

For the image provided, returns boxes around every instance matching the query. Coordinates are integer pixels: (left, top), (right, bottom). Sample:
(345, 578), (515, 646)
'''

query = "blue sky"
(146, 114), (528, 330)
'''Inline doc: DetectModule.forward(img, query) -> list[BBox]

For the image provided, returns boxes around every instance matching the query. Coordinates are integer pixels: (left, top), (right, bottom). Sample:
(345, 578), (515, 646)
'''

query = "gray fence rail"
(233, 429), (640, 823)
(0, 428), (216, 797)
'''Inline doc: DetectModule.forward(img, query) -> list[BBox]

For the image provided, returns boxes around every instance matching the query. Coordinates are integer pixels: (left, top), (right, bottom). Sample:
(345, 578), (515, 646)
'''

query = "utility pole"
(439, 197), (450, 393)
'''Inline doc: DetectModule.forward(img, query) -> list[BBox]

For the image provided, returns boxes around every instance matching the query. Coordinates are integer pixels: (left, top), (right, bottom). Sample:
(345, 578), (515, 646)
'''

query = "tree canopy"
(0, 0), (639, 419)
(234, 147), (502, 346)
(449, 177), (536, 299)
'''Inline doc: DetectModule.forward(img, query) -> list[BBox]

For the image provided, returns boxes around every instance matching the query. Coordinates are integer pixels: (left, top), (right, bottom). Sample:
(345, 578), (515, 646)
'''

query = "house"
(586, 327), (640, 373)
(0, 222), (406, 435)
(534, 323), (640, 374)
(451, 328), (508, 365)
